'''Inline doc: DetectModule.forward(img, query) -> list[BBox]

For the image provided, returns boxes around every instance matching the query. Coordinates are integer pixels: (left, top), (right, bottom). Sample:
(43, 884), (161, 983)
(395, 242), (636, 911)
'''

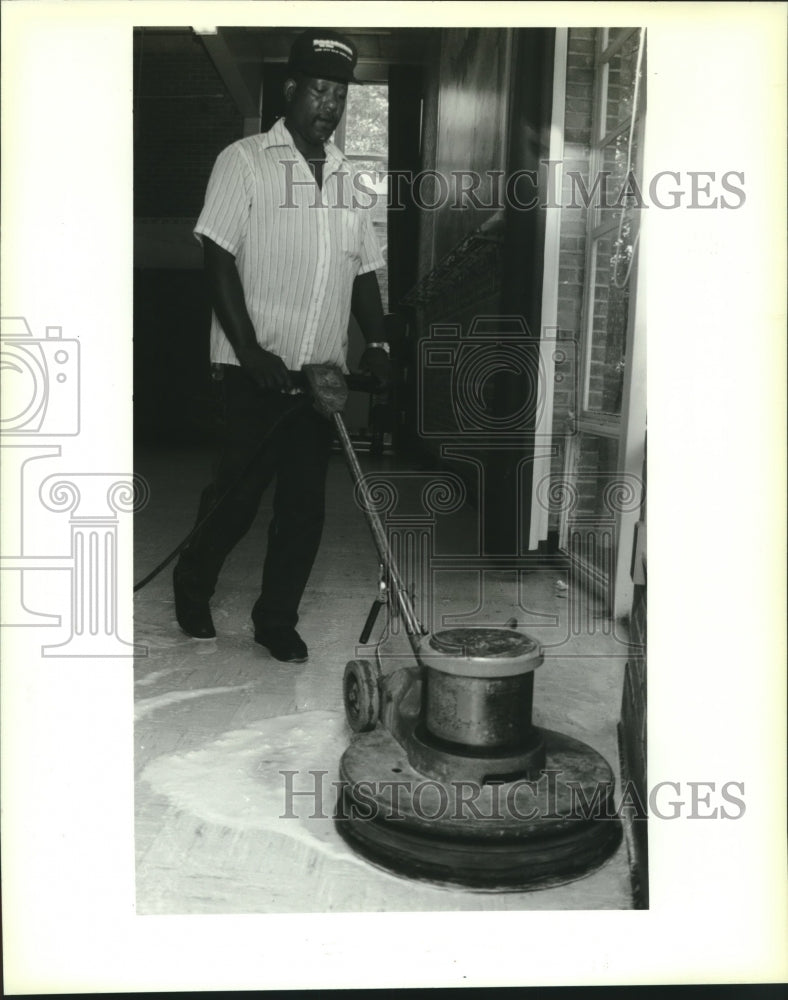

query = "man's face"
(284, 75), (348, 148)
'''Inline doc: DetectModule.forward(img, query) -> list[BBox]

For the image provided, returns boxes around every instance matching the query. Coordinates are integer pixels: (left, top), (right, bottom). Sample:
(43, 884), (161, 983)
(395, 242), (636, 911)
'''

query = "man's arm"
(352, 270), (390, 387)
(351, 270), (386, 343)
(203, 237), (291, 390)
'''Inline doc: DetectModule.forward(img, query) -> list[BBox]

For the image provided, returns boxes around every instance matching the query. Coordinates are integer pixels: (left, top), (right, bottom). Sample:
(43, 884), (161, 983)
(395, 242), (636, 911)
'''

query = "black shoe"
(254, 626), (308, 663)
(173, 566), (216, 639)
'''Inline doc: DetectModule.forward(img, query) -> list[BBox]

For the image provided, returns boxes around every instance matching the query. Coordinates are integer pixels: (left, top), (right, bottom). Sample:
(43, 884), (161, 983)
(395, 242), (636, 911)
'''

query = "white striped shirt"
(194, 117), (384, 370)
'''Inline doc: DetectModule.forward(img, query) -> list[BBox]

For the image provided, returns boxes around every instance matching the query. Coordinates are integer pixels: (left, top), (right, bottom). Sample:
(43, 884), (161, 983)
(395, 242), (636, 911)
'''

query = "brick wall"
(550, 28), (596, 530)
(133, 28), (244, 219)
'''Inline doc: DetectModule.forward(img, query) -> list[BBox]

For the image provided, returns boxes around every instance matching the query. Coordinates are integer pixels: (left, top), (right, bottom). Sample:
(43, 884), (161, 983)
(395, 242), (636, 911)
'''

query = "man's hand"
(236, 343), (292, 391)
(359, 345), (391, 392)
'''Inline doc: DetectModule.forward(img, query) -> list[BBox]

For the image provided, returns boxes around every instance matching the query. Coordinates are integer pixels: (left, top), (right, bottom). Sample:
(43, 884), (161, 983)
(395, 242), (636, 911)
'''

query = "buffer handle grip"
(359, 596), (386, 645)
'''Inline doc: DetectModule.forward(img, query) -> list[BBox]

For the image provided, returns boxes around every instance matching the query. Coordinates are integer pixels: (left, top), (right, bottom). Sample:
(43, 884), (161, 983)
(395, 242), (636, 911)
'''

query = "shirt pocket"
(336, 208), (363, 259)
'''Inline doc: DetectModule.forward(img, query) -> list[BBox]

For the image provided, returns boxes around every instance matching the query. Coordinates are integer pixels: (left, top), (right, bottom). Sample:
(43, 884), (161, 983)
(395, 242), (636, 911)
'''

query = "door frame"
(531, 27), (647, 619)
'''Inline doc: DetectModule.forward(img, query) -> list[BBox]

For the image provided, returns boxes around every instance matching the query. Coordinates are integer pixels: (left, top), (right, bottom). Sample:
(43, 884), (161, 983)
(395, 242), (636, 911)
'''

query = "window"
(583, 29), (645, 423)
(558, 27), (647, 613)
(342, 83), (389, 309)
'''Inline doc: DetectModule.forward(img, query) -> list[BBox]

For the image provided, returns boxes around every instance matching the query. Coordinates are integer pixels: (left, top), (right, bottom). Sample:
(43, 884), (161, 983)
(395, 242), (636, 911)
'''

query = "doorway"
(531, 27), (647, 619)
(335, 82), (390, 438)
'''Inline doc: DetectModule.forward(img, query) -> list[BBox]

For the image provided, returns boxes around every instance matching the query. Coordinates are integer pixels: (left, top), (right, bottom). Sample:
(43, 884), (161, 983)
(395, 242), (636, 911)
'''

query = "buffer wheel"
(343, 658), (380, 733)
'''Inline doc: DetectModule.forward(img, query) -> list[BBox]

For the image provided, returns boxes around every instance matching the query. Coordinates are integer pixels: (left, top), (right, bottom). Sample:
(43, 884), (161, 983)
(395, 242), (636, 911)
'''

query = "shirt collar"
(260, 117), (348, 171)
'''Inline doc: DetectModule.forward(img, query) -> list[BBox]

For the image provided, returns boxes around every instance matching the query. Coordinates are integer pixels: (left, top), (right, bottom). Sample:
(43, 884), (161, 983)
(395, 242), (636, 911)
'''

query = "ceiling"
(192, 26), (436, 117)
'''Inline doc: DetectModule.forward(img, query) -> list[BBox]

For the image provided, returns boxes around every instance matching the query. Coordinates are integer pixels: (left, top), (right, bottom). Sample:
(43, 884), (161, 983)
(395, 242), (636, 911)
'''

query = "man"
(173, 29), (390, 663)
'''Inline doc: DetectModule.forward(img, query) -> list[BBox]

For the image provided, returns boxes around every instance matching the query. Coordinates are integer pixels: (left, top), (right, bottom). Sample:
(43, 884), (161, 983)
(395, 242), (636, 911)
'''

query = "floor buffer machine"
(304, 364), (623, 891)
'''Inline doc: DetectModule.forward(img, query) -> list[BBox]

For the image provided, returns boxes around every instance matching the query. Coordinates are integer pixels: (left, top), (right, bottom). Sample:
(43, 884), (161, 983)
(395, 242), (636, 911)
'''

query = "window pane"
(343, 84), (389, 309)
(602, 30), (641, 138)
(568, 433), (620, 579)
(597, 124), (641, 227)
(586, 218), (635, 415)
(574, 433), (620, 515)
(606, 28), (634, 45)
(345, 85), (389, 160)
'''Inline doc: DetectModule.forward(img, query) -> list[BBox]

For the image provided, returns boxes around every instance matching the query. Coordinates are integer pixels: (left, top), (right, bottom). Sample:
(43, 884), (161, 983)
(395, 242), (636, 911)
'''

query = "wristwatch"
(365, 341), (390, 355)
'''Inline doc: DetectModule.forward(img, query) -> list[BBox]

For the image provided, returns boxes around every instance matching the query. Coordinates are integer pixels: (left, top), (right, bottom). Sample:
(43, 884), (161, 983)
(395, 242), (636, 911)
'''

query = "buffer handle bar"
(331, 409), (424, 649)
(298, 363), (424, 649)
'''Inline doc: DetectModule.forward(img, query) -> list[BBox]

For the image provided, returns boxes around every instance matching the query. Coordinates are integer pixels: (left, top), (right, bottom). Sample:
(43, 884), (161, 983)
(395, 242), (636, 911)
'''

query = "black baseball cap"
(287, 29), (360, 84)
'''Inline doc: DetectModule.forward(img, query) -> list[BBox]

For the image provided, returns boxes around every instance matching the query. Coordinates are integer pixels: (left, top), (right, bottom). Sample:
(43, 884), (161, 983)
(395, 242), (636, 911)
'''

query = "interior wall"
(408, 27), (511, 473)
(133, 28), (242, 445)
(134, 28), (243, 221)
(406, 28), (554, 555)
(498, 28), (555, 551)
(431, 30), (513, 259)
(413, 29), (510, 280)
(387, 64), (424, 312)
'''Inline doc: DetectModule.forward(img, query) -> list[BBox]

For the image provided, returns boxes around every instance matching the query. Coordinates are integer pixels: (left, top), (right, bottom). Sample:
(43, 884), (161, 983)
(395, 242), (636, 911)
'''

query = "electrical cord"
(133, 368), (385, 594)
(133, 393), (311, 592)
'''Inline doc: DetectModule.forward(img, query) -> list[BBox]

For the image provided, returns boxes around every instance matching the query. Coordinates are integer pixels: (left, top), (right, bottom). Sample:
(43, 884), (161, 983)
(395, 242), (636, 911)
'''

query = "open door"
(531, 27), (647, 619)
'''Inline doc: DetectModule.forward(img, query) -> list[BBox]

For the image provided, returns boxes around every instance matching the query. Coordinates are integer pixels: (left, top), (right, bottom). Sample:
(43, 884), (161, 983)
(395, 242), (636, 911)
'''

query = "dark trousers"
(175, 366), (335, 629)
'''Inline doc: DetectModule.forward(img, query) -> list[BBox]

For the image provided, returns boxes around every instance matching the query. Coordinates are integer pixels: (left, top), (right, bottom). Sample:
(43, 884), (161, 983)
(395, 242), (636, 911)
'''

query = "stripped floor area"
(134, 444), (635, 913)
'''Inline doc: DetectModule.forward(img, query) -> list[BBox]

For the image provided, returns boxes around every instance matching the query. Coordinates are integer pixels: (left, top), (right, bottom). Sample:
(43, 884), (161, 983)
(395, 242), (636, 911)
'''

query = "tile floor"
(134, 443), (634, 913)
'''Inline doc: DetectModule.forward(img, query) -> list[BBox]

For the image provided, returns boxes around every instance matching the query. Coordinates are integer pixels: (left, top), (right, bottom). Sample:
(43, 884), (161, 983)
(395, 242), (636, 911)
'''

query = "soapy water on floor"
(135, 685), (256, 719)
(140, 708), (384, 871)
(133, 642), (630, 907)
(132, 452), (633, 910)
